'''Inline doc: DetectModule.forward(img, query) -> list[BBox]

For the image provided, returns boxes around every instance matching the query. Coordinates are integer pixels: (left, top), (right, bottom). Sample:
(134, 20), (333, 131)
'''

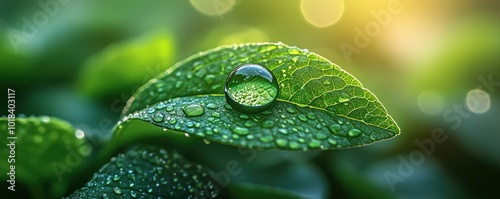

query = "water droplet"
(105, 177), (112, 185)
(130, 190), (137, 197)
(328, 124), (341, 134)
(286, 107), (296, 113)
(261, 110), (272, 115)
(225, 64), (279, 113)
(204, 74), (216, 84)
(308, 139), (322, 148)
(339, 92), (351, 102)
(113, 174), (120, 181)
(166, 106), (174, 112)
(175, 81), (182, 88)
(328, 137), (337, 145)
(259, 135), (273, 142)
(102, 193), (109, 199)
(262, 120), (275, 128)
(169, 118), (177, 124)
(298, 114), (308, 122)
(182, 104), (205, 117)
(41, 116), (50, 123)
(152, 112), (164, 122)
(244, 120), (258, 127)
(113, 187), (122, 195)
(275, 138), (288, 147)
(278, 129), (288, 134)
(288, 48), (301, 55)
(314, 132), (329, 140)
(348, 129), (362, 137)
(211, 112), (221, 118)
(307, 112), (316, 120)
(289, 141), (300, 149)
(206, 103), (218, 109)
(231, 126), (249, 135)
(156, 102), (166, 109)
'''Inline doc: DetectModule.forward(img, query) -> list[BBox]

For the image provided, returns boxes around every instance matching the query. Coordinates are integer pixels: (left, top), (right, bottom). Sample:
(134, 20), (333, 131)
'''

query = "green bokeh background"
(1, 0), (499, 198)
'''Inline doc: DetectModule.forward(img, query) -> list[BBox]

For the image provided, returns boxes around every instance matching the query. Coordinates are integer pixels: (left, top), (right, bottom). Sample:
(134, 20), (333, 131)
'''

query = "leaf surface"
(120, 43), (400, 150)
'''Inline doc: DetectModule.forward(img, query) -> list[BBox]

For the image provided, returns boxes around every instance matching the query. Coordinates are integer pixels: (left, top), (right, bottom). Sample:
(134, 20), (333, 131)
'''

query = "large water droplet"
(225, 64), (279, 113)
(182, 104), (205, 117)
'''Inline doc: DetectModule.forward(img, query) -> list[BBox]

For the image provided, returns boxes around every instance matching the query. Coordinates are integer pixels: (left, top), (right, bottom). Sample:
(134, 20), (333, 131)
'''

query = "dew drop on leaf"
(348, 128), (362, 137)
(152, 112), (164, 122)
(225, 64), (279, 113)
(113, 187), (122, 195)
(182, 104), (205, 117)
(275, 138), (288, 148)
(206, 103), (218, 109)
(328, 124), (341, 134)
(339, 92), (351, 103)
(231, 126), (250, 135)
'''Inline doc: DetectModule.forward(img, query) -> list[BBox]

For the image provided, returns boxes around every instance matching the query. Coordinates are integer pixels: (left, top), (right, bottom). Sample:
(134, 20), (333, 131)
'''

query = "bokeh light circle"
(466, 89), (490, 114)
(301, 0), (344, 28)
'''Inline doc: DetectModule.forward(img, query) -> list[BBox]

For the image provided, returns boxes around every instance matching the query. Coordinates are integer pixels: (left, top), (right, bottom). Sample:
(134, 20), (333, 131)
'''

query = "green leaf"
(0, 116), (92, 199)
(120, 42), (400, 150)
(65, 145), (225, 198)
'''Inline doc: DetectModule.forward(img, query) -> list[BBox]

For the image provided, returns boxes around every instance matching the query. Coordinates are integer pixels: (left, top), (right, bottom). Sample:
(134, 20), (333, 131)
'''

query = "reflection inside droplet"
(225, 64), (279, 113)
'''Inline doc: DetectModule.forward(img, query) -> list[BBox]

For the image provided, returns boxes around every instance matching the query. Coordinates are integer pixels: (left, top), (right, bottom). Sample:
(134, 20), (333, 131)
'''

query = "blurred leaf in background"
(77, 30), (175, 100)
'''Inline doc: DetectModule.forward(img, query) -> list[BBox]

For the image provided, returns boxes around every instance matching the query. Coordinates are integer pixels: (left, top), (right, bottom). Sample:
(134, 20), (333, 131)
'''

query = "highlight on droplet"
(300, 0), (345, 28)
(466, 89), (490, 114)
